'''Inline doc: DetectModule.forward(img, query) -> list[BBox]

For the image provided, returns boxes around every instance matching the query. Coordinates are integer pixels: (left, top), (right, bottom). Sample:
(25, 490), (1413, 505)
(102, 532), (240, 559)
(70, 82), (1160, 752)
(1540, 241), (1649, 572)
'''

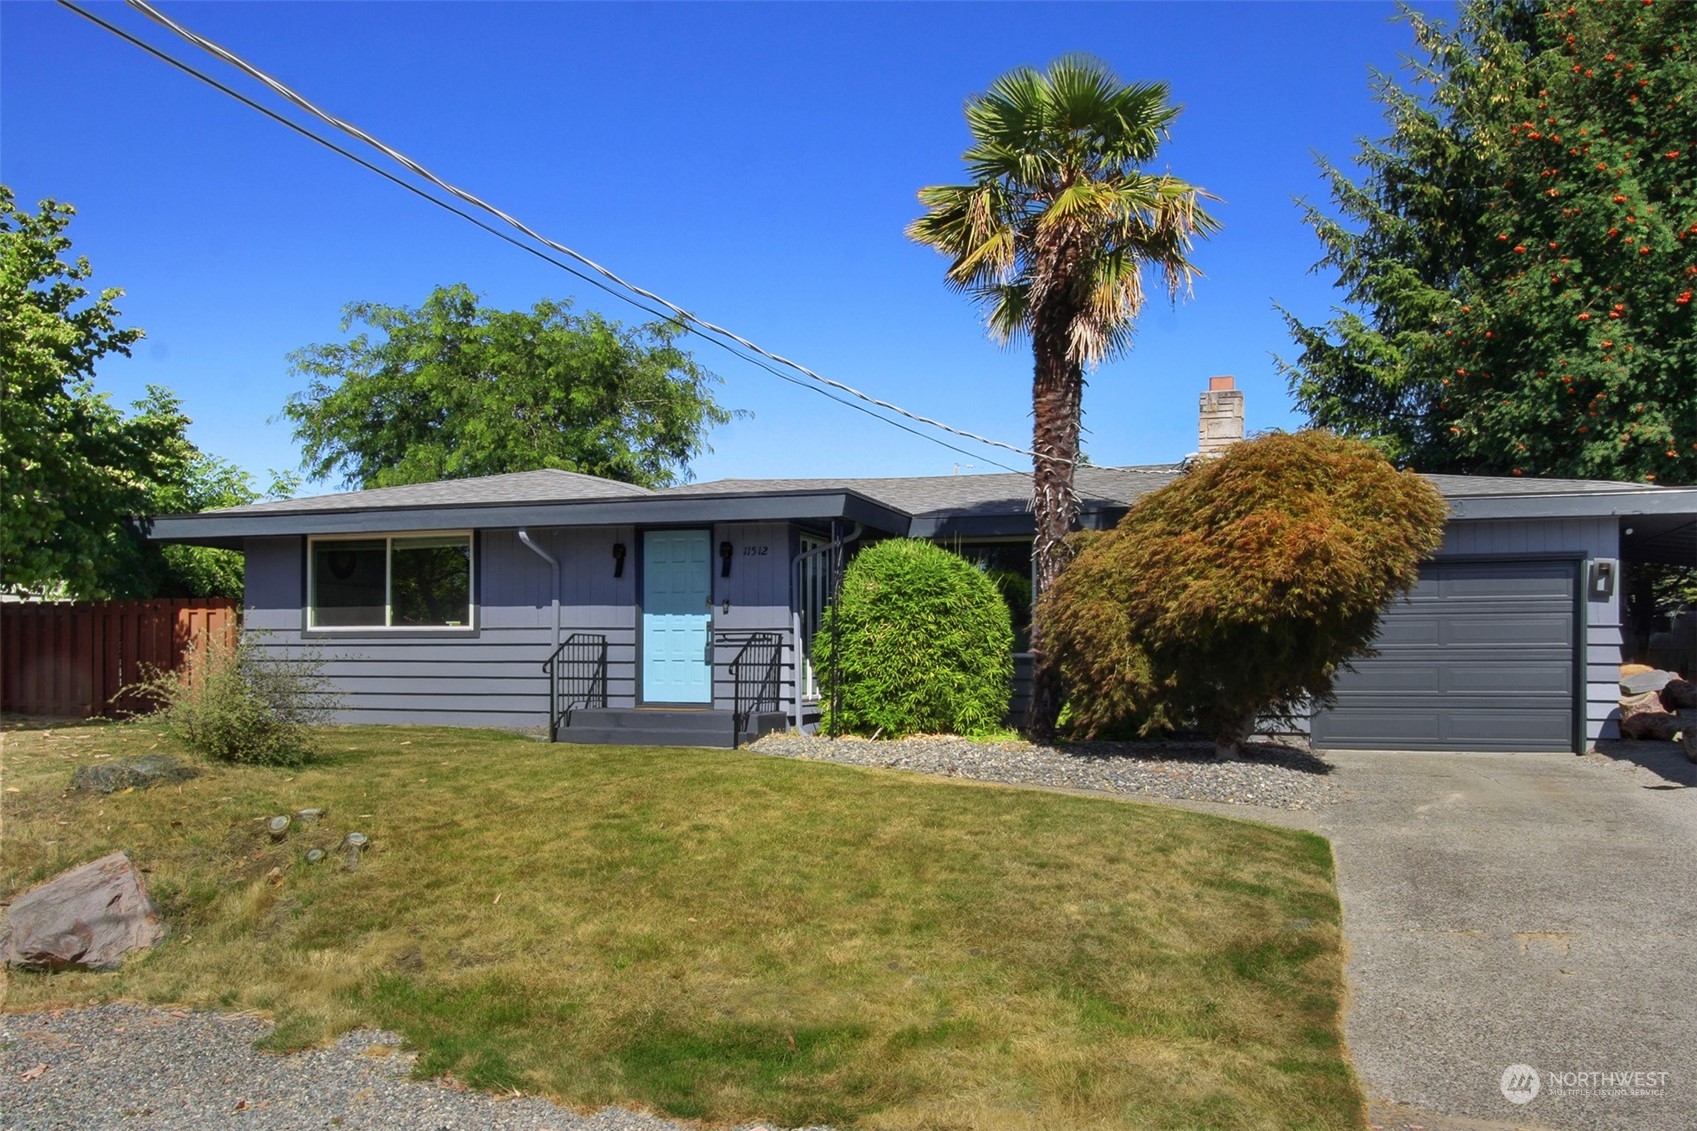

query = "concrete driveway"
(1318, 744), (1697, 1131)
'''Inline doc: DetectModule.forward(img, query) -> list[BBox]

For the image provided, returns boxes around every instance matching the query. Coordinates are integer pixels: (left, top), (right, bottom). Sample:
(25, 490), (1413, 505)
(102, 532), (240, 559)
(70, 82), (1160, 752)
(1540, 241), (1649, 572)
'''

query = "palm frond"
(911, 56), (1219, 367)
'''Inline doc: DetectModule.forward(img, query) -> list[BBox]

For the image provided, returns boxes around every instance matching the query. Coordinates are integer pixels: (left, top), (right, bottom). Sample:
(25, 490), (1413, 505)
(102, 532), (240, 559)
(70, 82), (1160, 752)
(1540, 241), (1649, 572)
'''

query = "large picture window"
(308, 534), (473, 629)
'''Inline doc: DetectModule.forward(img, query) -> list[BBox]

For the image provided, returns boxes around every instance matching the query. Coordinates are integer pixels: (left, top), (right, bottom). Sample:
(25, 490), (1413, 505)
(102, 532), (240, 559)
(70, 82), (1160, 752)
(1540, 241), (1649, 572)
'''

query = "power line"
(113, 0), (1047, 468)
(53, 0), (1020, 474)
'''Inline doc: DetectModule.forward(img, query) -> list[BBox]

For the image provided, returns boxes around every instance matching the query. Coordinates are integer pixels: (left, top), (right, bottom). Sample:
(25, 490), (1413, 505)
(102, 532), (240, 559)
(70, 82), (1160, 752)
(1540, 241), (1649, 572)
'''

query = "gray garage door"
(1311, 559), (1579, 752)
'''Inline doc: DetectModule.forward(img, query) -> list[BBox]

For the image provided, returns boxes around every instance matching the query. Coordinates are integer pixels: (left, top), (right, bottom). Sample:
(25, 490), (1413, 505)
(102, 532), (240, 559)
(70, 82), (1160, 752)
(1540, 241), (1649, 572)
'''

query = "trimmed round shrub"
(813, 539), (1014, 737)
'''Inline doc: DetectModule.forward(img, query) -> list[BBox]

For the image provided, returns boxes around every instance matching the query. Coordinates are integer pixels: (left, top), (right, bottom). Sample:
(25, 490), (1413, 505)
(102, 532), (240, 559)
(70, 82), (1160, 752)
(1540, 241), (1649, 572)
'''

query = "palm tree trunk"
(1024, 309), (1083, 744)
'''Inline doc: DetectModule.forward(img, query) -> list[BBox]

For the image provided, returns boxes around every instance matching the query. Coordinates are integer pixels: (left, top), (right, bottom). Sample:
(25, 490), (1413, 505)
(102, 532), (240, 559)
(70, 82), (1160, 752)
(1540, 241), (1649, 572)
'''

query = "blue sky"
(2, 1), (1452, 489)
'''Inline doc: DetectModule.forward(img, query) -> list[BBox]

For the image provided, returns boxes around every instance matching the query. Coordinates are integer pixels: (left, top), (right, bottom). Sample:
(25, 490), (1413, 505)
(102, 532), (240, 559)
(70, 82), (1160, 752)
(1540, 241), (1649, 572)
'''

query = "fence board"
(1, 598), (238, 718)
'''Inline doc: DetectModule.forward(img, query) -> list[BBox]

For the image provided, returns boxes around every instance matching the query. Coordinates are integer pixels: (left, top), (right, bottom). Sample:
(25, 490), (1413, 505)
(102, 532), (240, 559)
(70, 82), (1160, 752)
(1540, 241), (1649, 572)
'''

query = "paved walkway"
(1318, 744), (1697, 1131)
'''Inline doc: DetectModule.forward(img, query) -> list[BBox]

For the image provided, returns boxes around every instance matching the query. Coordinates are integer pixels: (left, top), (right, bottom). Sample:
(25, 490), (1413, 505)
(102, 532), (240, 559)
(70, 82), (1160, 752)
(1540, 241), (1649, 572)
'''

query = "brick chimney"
(1197, 375), (1244, 457)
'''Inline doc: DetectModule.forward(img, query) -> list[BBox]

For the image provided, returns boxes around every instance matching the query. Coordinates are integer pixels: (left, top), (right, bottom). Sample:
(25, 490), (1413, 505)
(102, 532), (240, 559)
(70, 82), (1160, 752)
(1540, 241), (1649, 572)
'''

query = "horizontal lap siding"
(243, 523), (811, 728)
(244, 529), (639, 729)
(707, 523), (797, 713)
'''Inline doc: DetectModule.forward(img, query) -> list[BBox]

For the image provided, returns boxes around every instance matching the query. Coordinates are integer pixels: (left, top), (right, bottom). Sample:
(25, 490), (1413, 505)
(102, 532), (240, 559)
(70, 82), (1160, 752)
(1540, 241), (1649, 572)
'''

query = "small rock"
(296, 808), (325, 824)
(70, 755), (198, 794)
(267, 815), (292, 840)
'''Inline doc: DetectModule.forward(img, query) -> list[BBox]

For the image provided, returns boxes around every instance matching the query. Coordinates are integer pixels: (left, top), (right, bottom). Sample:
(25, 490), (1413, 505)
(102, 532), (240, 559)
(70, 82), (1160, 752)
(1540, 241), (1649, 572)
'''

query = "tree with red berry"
(1281, 0), (1696, 486)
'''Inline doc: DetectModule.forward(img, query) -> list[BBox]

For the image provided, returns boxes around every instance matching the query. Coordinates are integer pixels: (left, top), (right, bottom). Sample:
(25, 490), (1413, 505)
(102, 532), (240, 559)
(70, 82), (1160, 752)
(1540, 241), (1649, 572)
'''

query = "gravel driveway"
(0, 1003), (819, 1131)
(1321, 742), (1697, 1131)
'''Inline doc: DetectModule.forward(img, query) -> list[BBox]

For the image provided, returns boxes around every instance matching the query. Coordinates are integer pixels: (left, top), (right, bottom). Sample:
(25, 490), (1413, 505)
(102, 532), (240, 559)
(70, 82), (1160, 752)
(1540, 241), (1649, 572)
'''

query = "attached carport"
(1312, 479), (1697, 754)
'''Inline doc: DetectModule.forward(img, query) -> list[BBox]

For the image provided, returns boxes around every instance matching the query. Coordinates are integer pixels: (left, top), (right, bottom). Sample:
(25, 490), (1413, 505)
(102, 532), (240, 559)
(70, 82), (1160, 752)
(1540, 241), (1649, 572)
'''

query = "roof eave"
(146, 490), (913, 547)
(1447, 487), (1697, 521)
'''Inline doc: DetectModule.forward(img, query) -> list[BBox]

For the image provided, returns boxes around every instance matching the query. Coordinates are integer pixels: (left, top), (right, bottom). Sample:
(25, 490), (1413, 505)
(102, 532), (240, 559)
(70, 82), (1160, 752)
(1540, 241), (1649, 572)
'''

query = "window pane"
(311, 540), (387, 626)
(955, 542), (1033, 650)
(391, 536), (471, 626)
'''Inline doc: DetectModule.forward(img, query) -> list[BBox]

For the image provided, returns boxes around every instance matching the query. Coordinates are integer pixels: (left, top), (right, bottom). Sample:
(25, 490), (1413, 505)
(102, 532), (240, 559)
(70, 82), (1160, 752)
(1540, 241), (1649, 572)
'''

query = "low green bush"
(813, 539), (1013, 737)
(128, 632), (337, 766)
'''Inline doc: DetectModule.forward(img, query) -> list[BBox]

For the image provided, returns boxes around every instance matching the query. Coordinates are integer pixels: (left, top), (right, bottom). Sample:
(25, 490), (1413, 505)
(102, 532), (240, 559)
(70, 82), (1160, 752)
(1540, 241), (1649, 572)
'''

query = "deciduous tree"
(1, 187), (202, 597)
(282, 284), (733, 490)
(1040, 431), (1448, 756)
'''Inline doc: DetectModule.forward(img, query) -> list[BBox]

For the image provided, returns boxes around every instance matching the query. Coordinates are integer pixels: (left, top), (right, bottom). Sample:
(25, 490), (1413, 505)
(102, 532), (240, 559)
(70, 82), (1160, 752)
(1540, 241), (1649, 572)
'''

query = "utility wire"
(54, 0), (1020, 474)
(116, 0), (1049, 467)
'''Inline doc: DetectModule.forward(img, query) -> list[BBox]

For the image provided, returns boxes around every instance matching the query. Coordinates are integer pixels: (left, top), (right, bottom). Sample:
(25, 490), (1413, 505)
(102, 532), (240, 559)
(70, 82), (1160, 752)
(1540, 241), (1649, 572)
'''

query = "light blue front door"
(641, 529), (713, 704)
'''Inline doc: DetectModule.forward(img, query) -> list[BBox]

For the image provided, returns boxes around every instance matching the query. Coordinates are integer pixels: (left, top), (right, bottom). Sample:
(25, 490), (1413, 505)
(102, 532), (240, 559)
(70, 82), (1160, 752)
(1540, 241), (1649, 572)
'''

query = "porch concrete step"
(555, 708), (790, 749)
(570, 708), (733, 732)
(557, 727), (731, 748)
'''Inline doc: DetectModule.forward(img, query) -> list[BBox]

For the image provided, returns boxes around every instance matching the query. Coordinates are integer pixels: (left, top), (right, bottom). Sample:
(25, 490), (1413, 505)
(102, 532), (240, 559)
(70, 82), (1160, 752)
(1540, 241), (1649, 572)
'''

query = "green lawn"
(2, 720), (1363, 1130)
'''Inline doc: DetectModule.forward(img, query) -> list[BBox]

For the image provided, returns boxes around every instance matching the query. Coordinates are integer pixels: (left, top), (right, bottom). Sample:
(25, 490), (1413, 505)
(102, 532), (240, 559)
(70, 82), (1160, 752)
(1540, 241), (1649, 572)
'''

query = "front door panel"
(641, 529), (712, 704)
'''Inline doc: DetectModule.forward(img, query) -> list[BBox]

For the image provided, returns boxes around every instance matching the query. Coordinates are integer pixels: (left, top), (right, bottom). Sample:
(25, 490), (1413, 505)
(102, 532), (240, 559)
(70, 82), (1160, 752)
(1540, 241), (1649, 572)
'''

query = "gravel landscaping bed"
(750, 732), (1335, 811)
(0, 1003), (824, 1131)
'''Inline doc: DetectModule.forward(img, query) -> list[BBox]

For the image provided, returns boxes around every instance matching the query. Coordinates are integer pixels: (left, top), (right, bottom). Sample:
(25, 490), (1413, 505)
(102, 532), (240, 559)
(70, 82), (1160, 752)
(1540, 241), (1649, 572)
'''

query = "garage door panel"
(1320, 710), (1572, 750)
(1332, 665), (1442, 692)
(1334, 661), (1571, 695)
(1313, 559), (1577, 753)
(1441, 710), (1575, 745)
(1443, 613), (1573, 647)
(1440, 573), (1573, 598)
(1372, 617), (1442, 646)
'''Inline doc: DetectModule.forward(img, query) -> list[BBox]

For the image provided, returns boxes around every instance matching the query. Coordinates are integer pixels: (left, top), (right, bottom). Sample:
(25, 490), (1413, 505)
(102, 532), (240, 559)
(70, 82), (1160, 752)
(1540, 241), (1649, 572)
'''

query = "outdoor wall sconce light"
(1588, 558), (1616, 601)
(719, 541), (734, 578)
(612, 542), (626, 578)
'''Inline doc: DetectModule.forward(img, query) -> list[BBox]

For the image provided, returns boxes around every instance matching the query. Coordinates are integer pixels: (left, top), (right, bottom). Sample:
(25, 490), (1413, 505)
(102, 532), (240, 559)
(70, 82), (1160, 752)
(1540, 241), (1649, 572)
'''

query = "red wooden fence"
(1, 598), (240, 718)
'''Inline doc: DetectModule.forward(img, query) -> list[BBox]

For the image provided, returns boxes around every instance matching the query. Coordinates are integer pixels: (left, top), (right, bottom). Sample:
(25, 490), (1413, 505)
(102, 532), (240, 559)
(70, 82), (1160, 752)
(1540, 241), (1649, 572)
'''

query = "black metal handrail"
(728, 631), (782, 735)
(542, 633), (607, 738)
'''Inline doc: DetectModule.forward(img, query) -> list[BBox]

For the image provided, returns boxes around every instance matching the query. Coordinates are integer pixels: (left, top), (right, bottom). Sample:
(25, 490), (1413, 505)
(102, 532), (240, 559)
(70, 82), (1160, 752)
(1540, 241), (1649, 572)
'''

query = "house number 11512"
(742, 545), (769, 556)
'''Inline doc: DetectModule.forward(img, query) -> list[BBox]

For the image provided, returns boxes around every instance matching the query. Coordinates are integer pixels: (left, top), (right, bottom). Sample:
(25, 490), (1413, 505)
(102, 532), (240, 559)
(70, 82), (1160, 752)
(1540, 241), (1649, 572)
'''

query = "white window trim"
(306, 531), (477, 632)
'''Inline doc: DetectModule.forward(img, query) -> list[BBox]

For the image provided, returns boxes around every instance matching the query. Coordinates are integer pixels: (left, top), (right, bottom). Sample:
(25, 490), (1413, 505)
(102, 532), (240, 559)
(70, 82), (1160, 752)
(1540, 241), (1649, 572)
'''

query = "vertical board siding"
(1427, 517), (1621, 746)
(1, 599), (238, 717)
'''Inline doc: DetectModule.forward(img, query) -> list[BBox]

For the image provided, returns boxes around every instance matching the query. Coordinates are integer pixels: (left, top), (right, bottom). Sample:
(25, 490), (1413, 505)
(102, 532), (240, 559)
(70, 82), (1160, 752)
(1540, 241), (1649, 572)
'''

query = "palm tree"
(909, 55), (1219, 741)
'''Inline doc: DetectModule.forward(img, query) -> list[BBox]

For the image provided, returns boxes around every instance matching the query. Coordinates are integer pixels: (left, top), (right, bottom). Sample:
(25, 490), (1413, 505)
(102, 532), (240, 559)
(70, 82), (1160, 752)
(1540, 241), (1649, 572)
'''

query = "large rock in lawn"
(1660, 678), (1697, 711)
(0, 852), (165, 971)
(1619, 692), (1682, 741)
(71, 755), (199, 794)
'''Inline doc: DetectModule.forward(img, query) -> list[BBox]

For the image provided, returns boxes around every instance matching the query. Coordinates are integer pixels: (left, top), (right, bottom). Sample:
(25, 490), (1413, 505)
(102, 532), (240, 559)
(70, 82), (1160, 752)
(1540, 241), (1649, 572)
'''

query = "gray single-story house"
(149, 439), (1696, 754)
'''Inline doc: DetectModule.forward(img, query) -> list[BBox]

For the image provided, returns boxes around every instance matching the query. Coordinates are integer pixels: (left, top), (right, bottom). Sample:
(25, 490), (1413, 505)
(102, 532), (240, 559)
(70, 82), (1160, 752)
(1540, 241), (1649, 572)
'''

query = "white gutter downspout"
(517, 530), (561, 653)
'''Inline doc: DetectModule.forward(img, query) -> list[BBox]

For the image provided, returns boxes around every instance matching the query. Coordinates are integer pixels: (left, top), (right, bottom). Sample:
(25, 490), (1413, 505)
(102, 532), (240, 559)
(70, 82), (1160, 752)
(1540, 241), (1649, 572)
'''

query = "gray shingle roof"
(167, 461), (1684, 533)
(1420, 472), (1668, 497)
(659, 465), (1184, 516)
(200, 468), (652, 516)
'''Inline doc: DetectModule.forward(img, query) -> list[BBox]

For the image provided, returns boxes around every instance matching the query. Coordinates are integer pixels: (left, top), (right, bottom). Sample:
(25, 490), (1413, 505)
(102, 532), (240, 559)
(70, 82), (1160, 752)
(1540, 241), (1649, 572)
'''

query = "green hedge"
(813, 539), (1013, 737)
